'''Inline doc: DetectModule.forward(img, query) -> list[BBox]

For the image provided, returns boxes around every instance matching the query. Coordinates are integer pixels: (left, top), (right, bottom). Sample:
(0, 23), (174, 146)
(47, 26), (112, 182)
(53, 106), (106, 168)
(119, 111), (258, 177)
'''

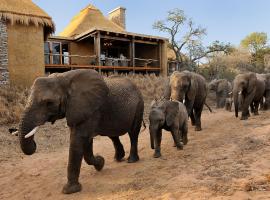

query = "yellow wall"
(7, 23), (45, 87)
(70, 39), (95, 65)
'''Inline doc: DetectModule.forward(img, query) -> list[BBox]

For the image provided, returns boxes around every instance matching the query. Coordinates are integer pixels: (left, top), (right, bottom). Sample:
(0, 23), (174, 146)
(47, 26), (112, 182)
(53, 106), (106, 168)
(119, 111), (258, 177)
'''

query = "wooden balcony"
(45, 53), (161, 72)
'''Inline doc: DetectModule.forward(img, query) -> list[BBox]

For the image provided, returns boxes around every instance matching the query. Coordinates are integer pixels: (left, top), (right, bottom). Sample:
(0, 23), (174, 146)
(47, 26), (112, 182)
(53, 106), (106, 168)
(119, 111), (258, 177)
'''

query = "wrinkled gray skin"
(18, 69), (144, 194)
(233, 72), (265, 120)
(225, 97), (233, 112)
(164, 70), (207, 131)
(208, 79), (232, 108)
(149, 99), (188, 158)
(256, 73), (270, 110)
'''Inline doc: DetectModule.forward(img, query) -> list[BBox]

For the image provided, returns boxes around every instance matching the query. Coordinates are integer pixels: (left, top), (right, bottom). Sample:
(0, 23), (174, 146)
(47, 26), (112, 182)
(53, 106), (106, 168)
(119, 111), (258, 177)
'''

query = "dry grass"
(0, 86), (29, 125)
(118, 73), (168, 122)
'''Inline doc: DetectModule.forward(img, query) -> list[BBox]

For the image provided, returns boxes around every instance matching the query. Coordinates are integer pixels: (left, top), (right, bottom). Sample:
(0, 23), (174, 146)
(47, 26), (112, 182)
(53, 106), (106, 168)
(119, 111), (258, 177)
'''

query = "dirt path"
(1, 110), (270, 200)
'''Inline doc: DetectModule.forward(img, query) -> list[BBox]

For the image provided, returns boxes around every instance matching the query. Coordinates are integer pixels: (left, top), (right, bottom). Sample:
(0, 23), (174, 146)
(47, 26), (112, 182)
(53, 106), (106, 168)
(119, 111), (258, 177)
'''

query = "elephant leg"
(181, 122), (188, 145)
(259, 98), (264, 110)
(62, 128), (84, 194)
(217, 94), (222, 108)
(190, 110), (196, 126)
(83, 138), (105, 171)
(216, 95), (220, 108)
(194, 106), (203, 131)
(220, 96), (226, 108)
(171, 128), (183, 150)
(109, 136), (125, 162)
(127, 116), (142, 163)
(241, 93), (255, 120)
(250, 102), (255, 113)
(264, 92), (270, 110)
(154, 129), (162, 158)
(253, 101), (260, 115)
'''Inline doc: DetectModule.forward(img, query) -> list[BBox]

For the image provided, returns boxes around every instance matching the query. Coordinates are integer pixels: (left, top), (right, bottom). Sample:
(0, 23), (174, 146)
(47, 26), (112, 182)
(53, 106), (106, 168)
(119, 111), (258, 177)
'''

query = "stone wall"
(0, 19), (9, 85)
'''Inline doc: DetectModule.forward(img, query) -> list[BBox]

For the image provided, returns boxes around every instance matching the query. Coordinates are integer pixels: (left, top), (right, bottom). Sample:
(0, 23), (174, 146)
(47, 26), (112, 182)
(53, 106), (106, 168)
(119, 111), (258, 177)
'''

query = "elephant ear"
(65, 70), (109, 127)
(247, 73), (257, 94)
(217, 80), (225, 93)
(187, 73), (197, 100)
(163, 78), (171, 100)
(165, 101), (179, 127)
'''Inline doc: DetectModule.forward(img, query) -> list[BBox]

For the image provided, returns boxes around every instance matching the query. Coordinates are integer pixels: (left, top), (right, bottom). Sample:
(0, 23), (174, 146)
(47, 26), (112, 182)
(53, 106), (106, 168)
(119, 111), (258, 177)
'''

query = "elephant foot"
(62, 182), (82, 194)
(182, 137), (188, 145)
(127, 154), (139, 163)
(153, 150), (161, 158)
(195, 126), (202, 131)
(176, 142), (184, 150)
(240, 115), (248, 120)
(94, 156), (105, 171)
(115, 148), (125, 162)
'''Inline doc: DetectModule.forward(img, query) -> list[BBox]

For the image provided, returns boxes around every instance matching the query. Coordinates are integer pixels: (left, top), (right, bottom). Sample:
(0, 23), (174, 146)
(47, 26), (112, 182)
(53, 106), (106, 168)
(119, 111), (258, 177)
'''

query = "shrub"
(0, 86), (29, 125)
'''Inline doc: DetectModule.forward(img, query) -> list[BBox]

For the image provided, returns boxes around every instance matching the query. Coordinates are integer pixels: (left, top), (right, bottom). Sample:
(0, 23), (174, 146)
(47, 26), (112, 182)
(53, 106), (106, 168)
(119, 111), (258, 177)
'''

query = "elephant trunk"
(233, 89), (240, 118)
(171, 90), (185, 103)
(149, 126), (155, 149)
(18, 107), (42, 155)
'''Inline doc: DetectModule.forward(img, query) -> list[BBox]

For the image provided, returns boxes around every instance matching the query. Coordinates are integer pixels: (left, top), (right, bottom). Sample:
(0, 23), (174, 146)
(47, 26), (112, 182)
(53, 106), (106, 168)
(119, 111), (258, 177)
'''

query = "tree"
(241, 32), (270, 72)
(153, 8), (231, 70)
(241, 32), (268, 53)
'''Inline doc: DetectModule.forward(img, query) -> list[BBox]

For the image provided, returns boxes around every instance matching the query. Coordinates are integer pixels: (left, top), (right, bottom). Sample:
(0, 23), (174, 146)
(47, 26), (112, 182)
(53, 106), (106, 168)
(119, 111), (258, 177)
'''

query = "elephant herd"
(209, 72), (270, 120)
(16, 69), (270, 194)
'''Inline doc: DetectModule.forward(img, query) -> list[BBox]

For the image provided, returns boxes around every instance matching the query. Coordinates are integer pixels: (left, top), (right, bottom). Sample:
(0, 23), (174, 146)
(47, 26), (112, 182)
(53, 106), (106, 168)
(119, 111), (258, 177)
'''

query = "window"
(62, 43), (69, 64)
(44, 42), (50, 64)
(52, 42), (61, 64)
(44, 42), (70, 65)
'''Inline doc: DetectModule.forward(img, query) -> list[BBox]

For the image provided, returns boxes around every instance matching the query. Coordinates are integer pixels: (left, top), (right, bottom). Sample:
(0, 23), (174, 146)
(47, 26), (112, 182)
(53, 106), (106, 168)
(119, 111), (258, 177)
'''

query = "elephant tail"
(140, 120), (147, 132)
(204, 103), (213, 113)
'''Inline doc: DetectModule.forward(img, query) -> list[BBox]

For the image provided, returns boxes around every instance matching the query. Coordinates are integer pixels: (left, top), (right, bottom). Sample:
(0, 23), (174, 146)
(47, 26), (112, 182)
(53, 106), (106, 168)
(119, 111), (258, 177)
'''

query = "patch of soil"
(1, 110), (270, 199)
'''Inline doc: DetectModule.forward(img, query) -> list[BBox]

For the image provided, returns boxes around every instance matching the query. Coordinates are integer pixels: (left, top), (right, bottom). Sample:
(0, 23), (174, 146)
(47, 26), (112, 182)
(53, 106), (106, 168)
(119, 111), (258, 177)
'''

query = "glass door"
(52, 42), (61, 64)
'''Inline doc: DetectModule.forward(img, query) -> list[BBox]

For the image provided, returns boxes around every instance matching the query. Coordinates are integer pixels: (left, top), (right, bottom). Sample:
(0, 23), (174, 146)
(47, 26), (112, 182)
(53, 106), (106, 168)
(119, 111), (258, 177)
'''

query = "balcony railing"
(45, 53), (161, 72)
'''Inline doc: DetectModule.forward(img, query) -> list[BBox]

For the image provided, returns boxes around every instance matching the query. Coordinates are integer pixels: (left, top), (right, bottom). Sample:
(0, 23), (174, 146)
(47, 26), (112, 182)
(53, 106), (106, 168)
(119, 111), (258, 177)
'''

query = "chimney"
(108, 7), (126, 30)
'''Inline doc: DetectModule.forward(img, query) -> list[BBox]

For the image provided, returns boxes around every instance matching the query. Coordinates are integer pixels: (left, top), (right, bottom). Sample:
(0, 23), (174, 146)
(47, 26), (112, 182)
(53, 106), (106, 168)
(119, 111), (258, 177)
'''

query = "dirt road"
(1, 110), (270, 200)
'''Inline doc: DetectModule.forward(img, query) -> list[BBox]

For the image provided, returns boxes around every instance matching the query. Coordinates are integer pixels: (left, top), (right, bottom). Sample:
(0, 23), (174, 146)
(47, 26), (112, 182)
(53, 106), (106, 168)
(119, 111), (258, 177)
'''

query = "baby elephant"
(149, 99), (188, 158)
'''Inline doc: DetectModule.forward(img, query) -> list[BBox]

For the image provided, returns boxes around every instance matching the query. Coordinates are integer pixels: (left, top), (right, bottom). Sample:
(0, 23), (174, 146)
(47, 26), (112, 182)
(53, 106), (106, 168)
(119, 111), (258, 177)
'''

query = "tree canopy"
(153, 8), (231, 70)
(240, 32), (268, 53)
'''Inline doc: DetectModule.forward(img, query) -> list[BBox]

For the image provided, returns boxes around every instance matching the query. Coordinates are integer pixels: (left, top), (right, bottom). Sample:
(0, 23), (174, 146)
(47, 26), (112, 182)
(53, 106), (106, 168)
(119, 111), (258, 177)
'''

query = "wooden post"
(159, 40), (162, 71)
(160, 40), (168, 76)
(130, 37), (135, 72)
(94, 31), (101, 72)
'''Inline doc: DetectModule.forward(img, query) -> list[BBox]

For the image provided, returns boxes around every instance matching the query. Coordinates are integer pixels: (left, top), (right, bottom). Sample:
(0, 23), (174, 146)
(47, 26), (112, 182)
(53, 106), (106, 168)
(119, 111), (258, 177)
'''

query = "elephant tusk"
(238, 91), (242, 95)
(25, 127), (39, 138)
(12, 131), (19, 136)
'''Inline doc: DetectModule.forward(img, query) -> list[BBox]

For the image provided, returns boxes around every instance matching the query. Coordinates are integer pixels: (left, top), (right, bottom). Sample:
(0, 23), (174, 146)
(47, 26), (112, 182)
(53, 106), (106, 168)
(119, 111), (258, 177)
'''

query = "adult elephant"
(256, 73), (270, 110)
(164, 70), (207, 131)
(18, 69), (144, 194)
(208, 79), (232, 108)
(233, 72), (265, 120)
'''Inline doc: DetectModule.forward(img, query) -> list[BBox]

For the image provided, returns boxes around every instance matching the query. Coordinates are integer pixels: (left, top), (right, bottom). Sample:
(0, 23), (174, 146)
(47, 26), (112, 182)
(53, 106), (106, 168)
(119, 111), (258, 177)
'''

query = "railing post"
(94, 31), (101, 73)
(130, 36), (135, 73)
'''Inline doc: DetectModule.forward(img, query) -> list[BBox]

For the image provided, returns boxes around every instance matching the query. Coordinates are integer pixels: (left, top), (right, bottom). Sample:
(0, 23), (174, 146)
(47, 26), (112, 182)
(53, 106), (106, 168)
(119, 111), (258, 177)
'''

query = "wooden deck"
(45, 64), (161, 72)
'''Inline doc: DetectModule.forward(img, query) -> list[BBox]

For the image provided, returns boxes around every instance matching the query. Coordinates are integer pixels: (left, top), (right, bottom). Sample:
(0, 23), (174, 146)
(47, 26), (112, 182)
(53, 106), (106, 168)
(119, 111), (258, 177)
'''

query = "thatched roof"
(0, 0), (55, 37)
(59, 4), (124, 37)
(167, 48), (176, 60)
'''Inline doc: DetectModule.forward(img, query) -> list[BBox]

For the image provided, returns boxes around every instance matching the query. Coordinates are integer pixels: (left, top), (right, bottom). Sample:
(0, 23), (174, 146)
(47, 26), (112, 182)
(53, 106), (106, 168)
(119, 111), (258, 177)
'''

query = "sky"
(33, 0), (270, 47)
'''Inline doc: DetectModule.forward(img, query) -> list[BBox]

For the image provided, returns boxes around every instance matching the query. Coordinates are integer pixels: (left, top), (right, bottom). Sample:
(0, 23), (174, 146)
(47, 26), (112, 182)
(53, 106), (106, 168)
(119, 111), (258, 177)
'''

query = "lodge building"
(45, 5), (168, 75)
(0, 1), (169, 87)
